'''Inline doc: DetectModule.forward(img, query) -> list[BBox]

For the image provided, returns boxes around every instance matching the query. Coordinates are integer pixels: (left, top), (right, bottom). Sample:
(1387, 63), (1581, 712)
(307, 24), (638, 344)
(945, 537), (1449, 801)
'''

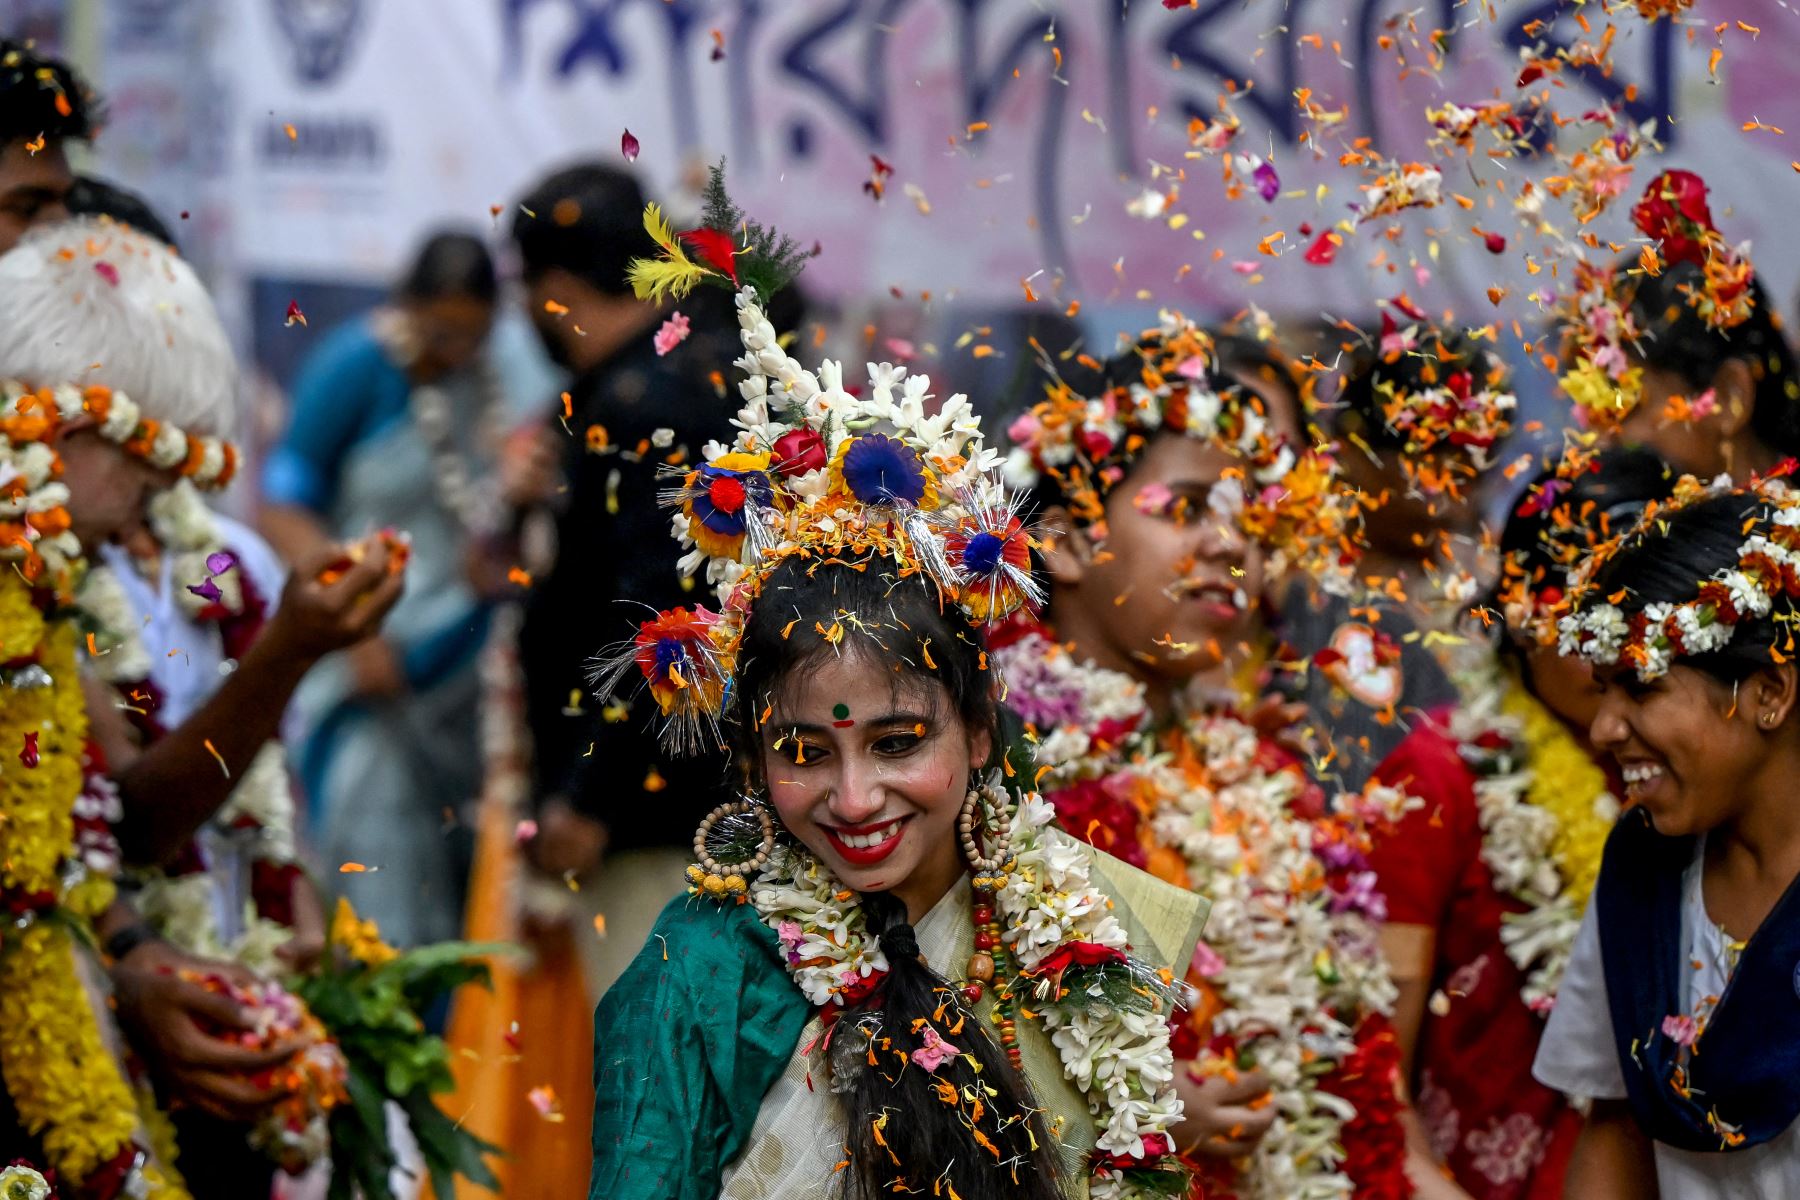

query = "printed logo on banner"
(271, 0), (368, 85)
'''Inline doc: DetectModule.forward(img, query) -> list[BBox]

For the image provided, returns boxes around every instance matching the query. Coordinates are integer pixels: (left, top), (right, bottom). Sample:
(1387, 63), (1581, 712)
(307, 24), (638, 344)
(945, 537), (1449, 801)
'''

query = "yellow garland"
(0, 575), (186, 1197)
(1501, 681), (1614, 912)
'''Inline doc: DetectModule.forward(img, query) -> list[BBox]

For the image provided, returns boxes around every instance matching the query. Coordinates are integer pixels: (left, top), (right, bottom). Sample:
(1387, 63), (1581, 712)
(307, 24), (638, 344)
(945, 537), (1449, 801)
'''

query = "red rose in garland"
(1632, 169), (1714, 266)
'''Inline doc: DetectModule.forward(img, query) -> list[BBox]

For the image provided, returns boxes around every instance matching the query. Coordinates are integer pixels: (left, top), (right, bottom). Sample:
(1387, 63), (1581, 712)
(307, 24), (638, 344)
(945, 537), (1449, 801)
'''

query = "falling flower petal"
(653, 311), (691, 356)
(284, 301), (307, 327)
(1484, 231), (1507, 254)
(1303, 230), (1340, 265)
(19, 732), (37, 768)
(187, 579), (223, 603)
(528, 1085), (565, 1121)
(621, 128), (640, 162)
(205, 550), (237, 576)
(1253, 160), (1281, 202)
(93, 261), (119, 287)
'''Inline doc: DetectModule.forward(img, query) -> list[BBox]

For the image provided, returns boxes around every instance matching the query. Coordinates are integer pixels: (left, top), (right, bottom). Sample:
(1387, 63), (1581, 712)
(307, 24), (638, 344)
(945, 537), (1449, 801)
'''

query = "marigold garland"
(0, 574), (187, 1198)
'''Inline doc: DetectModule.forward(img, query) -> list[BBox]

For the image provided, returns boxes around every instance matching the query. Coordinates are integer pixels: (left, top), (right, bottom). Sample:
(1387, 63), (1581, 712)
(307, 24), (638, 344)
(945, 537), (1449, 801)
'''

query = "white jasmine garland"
(1449, 669), (1621, 1012)
(746, 789), (1186, 1198)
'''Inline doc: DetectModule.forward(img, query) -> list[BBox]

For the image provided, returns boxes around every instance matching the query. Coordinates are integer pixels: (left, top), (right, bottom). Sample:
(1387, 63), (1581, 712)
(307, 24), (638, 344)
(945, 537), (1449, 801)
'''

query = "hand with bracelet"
(103, 906), (302, 1121)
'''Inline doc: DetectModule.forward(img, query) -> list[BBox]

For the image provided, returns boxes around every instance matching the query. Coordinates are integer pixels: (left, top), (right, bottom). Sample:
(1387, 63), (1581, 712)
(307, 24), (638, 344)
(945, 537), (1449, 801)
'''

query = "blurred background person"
(505, 162), (759, 995)
(260, 228), (546, 948)
(0, 38), (92, 253)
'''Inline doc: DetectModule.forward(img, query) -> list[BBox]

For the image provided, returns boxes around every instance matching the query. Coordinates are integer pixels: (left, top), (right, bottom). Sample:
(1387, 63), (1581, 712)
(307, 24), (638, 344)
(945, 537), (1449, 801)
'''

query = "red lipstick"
(821, 816), (909, 867)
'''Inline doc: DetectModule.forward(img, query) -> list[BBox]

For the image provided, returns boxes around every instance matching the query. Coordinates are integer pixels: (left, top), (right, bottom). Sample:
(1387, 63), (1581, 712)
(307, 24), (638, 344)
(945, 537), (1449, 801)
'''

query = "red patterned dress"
(1370, 713), (1590, 1200)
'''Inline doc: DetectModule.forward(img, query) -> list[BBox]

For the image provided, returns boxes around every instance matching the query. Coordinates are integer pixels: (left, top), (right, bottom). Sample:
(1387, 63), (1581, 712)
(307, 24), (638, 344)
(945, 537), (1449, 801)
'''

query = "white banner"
(166, 0), (1800, 319)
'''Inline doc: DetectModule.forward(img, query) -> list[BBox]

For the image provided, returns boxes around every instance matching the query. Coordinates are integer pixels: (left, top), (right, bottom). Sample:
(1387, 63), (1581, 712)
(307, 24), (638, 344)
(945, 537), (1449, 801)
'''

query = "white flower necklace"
(747, 790), (1186, 1200)
(1448, 668), (1620, 1013)
(997, 630), (1410, 1200)
(71, 489), (301, 975)
(1147, 711), (1408, 1200)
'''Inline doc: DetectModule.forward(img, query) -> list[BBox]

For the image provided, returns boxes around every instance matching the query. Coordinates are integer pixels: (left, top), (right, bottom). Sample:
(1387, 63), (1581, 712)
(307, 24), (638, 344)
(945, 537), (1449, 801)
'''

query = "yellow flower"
(1505, 683), (1615, 910)
(1560, 360), (1642, 423)
(0, 574), (186, 1198)
(330, 897), (399, 967)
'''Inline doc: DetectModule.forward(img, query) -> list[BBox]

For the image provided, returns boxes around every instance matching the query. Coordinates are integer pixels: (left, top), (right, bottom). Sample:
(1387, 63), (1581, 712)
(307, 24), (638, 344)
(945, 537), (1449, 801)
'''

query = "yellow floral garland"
(1501, 682), (1615, 913)
(0, 574), (188, 1198)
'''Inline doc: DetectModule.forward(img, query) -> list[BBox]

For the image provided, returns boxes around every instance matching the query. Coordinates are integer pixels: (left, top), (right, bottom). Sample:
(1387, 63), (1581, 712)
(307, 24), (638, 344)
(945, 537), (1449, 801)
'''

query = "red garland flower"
(771, 427), (828, 477)
(1319, 1013), (1412, 1200)
(1632, 169), (1715, 266)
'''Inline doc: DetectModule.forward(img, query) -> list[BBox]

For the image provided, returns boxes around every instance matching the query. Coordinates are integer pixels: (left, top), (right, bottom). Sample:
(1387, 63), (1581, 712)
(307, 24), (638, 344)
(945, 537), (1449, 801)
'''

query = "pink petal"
(621, 128), (640, 162)
(1253, 160), (1281, 202)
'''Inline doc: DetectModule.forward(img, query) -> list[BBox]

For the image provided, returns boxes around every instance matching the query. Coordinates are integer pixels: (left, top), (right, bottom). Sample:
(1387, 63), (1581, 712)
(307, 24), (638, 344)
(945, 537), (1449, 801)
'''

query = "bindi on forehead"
(831, 702), (854, 728)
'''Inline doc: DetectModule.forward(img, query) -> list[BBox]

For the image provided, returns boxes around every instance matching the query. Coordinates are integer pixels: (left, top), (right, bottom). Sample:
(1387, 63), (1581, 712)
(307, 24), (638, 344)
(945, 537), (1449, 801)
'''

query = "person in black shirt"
(509, 164), (747, 991)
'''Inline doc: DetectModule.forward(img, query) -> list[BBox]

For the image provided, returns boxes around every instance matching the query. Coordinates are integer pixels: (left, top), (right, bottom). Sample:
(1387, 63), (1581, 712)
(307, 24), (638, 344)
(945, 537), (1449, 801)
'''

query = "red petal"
(621, 128), (640, 162)
(1303, 230), (1339, 265)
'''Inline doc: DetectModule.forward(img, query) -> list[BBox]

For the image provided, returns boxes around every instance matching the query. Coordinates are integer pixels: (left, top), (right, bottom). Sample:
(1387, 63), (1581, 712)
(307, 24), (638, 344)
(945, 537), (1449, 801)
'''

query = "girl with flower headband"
(1286, 321), (1514, 791)
(1562, 170), (1800, 482)
(1534, 472), (1800, 1194)
(997, 314), (1413, 1200)
(1362, 448), (1675, 1200)
(589, 277), (1207, 1200)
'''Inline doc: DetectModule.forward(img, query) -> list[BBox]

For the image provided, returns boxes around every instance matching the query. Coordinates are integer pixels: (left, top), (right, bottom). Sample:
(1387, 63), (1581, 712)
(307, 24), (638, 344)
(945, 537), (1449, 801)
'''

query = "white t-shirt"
(96, 513), (288, 729)
(1533, 843), (1800, 1198)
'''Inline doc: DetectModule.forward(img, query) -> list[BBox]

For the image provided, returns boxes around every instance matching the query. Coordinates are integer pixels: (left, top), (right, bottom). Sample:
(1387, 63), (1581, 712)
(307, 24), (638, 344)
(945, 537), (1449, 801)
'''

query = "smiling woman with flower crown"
(588, 227), (1208, 1199)
(1532, 468), (1800, 1197)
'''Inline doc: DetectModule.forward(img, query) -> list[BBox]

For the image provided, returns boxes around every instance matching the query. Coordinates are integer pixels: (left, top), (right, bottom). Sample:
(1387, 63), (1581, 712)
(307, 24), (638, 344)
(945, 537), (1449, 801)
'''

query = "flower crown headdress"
(1560, 169), (1756, 430)
(1004, 312), (1359, 581)
(1345, 316), (1518, 500)
(1555, 468), (1800, 680)
(594, 285), (1040, 752)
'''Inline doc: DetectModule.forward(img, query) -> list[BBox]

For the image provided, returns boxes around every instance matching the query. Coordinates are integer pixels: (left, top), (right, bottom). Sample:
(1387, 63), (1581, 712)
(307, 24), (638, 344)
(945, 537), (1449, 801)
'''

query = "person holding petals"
(589, 200), (1206, 1200)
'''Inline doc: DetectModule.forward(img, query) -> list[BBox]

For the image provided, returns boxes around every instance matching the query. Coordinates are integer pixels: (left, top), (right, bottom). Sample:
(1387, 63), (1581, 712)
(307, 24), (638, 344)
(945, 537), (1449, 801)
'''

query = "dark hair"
(1623, 263), (1800, 458)
(730, 557), (1063, 1200)
(1333, 323), (1508, 454)
(510, 163), (649, 297)
(0, 41), (99, 146)
(1499, 447), (1677, 615)
(1587, 491), (1790, 684)
(1213, 331), (1304, 429)
(397, 229), (497, 304)
(66, 175), (176, 248)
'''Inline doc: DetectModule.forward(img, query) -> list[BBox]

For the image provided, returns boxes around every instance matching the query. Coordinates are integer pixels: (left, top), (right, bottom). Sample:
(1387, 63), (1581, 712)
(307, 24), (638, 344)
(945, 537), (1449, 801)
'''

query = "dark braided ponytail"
(832, 891), (1065, 1200)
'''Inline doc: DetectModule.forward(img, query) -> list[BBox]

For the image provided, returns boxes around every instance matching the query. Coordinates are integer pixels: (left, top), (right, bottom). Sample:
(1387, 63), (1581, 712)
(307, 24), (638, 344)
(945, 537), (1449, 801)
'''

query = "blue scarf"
(1595, 807), (1800, 1151)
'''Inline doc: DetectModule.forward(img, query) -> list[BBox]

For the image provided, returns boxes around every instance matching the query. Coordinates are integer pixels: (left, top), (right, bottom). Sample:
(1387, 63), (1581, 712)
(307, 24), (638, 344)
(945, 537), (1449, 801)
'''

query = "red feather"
(677, 227), (739, 283)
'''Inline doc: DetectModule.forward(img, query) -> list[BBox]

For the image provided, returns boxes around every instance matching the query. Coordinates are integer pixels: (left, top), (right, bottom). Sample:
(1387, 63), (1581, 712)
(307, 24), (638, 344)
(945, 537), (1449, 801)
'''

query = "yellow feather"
(642, 201), (681, 254)
(627, 257), (707, 303)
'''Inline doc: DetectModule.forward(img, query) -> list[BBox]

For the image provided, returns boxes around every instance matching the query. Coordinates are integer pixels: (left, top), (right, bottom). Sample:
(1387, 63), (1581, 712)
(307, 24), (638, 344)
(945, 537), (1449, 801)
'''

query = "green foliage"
(296, 940), (509, 1200)
(1117, 1164), (1194, 1195)
(699, 159), (816, 304)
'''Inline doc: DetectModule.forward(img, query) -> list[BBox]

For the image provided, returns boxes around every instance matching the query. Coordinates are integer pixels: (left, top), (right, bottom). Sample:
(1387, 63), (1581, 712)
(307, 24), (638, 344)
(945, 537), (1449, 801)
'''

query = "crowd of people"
(1, 15), (1799, 1200)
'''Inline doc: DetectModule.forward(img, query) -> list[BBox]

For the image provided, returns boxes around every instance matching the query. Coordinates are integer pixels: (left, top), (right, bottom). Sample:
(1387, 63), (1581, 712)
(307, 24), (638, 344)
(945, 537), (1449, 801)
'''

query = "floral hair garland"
(0, 383), (238, 599)
(1001, 312), (1358, 582)
(1559, 169), (1756, 431)
(595, 286), (1039, 752)
(1557, 472), (1798, 680)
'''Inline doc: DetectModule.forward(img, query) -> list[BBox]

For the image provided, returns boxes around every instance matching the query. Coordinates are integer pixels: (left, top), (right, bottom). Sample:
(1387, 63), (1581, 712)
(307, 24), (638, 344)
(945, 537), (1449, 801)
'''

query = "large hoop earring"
(959, 771), (1015, 887)
(688, 799), (777, 899)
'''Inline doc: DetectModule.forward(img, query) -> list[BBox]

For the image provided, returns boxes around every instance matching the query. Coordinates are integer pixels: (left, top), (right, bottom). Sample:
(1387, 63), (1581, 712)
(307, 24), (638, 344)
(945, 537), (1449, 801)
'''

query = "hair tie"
(879, 922), (920, 963)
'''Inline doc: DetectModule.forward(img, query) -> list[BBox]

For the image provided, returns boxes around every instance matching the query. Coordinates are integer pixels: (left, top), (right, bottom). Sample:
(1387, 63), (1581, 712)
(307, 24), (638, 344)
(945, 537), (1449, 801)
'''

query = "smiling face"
(760, 647), (992, 920)
(1588, 661), (1772, 837)
(1049, 434), (1265, 692)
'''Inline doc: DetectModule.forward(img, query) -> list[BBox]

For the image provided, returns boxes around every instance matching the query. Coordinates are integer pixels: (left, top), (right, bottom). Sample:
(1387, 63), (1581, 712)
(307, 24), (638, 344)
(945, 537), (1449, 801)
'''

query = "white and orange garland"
(746, 788), (1186, 1199)
(996, 631), (1413, 1200)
